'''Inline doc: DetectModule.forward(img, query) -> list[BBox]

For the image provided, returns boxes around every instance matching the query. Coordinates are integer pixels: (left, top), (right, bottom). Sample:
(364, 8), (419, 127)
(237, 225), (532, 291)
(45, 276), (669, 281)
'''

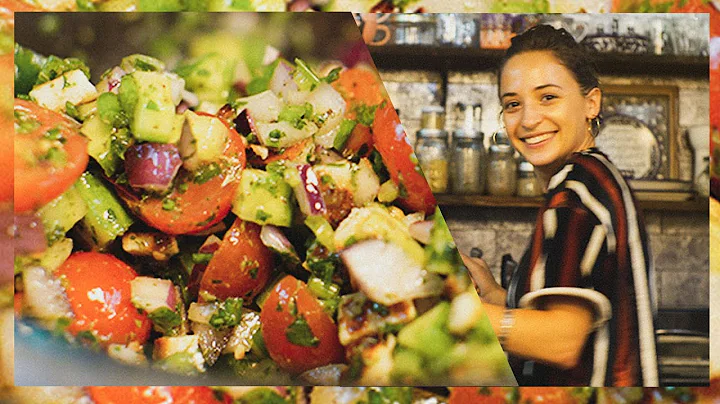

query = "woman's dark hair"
(497, 24), (600, 98)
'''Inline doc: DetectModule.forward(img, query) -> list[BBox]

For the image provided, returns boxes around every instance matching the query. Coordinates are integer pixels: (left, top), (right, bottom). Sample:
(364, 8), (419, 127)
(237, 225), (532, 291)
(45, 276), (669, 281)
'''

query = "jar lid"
(421, 106), (445, 115)
(391, 14), (435, 24)
(417, 128), (448, 139)
(518, 161), (535, 172)
(489, 144), (514, 154)
(453, 129), (483, 139)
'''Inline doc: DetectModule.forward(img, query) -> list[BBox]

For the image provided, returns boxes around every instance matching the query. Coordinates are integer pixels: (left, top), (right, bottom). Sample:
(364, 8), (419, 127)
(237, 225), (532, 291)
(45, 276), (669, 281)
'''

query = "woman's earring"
(592, 116), (602, 137)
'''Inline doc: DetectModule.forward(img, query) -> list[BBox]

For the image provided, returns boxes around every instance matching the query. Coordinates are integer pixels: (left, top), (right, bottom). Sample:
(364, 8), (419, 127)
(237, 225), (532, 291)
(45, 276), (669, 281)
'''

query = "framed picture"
(596, 84), (679, 180)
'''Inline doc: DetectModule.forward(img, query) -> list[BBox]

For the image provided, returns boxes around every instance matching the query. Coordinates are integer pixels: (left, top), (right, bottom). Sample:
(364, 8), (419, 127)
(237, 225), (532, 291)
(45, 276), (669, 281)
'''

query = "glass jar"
(390, 14), (436, 46)
(486, 144), (517, 197)
(415, 128), (450, 193)
(516, 159), (542, 197)
(420, 106), (445, 130)
(450, 129), (486, 195)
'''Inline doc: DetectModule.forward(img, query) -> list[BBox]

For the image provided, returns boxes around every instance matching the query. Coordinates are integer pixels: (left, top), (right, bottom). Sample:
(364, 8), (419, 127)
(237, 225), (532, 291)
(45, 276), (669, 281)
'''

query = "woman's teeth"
(524, 132), (554, 145)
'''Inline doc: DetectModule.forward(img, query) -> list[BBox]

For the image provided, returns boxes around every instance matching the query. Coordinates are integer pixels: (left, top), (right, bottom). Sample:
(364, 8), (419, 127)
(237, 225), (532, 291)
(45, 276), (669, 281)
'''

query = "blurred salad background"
(15, 12), (373, 83)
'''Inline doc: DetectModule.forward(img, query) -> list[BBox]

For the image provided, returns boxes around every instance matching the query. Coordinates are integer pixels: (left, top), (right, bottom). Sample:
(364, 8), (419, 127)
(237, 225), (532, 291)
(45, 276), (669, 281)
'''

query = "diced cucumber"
(15, 237), (73, 274)
(37, 186), (88, 245)
(74, 172), (134, 248)
(232, 169), (294, 228)
(126, 71), (178, 143)
(180, 111), (229, 170)
(175, 52), (234, 104)
(378, 180), (399, 203)
(120, 54), (165, 73)
(76, 100), (98, 121)
(304, 215), (335, 252)
(424, 208), (463, 275)
(397, 302), (454, 360)
(391, 349), (426, 384)
(29, 69), (98, 113)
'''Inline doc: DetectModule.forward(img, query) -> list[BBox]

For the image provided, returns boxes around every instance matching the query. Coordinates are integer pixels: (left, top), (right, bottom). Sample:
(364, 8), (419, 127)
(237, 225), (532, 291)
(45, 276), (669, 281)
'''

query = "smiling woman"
(463, 25), (658, 387)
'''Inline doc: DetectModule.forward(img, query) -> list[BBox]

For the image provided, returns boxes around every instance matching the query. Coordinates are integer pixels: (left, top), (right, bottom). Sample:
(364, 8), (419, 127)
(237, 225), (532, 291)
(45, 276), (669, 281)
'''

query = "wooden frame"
(598, 84), (680, 180)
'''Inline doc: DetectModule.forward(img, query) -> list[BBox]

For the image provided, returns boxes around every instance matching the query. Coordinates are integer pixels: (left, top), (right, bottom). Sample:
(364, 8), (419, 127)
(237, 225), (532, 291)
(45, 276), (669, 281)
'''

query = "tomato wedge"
(14, 99), (89, 213)
(199, 218), (273, 301)
(88, 386), (231, 404)
(260, 275), (345, 374)
(332, 67), (387, 108)
(118, 117), (246, 235)
(57, 252), (151, 346)
(372, 104), (436, 215)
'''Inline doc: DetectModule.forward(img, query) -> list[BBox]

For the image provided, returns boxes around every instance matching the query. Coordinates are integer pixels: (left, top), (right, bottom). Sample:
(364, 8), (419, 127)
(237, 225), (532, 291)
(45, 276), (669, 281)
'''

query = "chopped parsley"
(209, 297), (244, 330)
(162, 198), (176, 211)
(193, 162), (222, 184)
(35, 55), (91, 86)
(267, 129), (285, 146)
(353, 104), (379, 127)
(322, 67), (342, 84)
(148, 307), (182, 336)
(285, 314), (319, 347)
(192, 253), (213, 264)
(278, 102), (313, 130)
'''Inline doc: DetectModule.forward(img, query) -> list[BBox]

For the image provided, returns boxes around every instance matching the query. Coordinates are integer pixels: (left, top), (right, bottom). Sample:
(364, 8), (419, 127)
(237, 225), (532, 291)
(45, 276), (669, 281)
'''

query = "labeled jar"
(516, 159), (542, 197)
(486, 144), (517, 196)
(415, 128), (449, 193)
(450, 129), (486, 194)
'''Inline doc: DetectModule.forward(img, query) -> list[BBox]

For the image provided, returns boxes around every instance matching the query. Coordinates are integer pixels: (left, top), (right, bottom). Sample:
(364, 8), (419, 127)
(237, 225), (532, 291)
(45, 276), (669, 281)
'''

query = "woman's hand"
(461, 253), (507, 306)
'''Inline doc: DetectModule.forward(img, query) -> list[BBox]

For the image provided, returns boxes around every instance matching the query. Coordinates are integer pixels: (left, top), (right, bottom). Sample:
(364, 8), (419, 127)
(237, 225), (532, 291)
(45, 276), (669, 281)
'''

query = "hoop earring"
(591, 116), (602, 137)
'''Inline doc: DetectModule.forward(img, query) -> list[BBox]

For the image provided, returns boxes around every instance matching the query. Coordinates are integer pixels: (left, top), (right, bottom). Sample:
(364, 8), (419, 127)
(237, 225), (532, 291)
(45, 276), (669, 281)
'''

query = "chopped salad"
(13, 31), (512, 385)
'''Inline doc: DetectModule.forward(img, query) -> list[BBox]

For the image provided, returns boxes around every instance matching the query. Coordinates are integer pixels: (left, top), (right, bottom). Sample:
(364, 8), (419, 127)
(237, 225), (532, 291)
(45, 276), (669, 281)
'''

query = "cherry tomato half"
(260, 275), (345, 374)
(57, 252), (151, 346)
(14, 99), (89, 213)
(118, 114), (246, 235)
(372, 104), (436, 215)
(88, 386), (231, 404)
(199, 219), (273, 301)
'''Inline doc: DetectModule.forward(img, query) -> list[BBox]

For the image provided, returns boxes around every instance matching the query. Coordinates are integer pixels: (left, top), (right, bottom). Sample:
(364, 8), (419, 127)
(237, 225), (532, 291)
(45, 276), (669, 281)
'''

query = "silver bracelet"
(498, 309), (515, 349)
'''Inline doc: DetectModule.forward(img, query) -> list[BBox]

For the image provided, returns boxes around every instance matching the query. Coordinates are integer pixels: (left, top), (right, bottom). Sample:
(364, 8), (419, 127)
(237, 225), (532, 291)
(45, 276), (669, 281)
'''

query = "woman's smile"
(521, 130), (557, 146)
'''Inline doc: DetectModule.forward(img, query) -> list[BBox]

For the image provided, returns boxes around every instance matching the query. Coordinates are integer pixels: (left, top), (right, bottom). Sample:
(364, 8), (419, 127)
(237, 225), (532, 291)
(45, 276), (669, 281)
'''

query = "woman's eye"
(503, 101), (520, 111)
(541, 94), (558, 102)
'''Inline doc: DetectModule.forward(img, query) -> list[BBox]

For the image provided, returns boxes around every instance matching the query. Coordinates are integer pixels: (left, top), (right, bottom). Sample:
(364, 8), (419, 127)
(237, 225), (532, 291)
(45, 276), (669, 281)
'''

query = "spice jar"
(420, 106), (446, 130)
(450, 129), (486, 194)
(391, 14), (436, 46)
(415, 128), (449, 193)
(486, 144), (517, 196)
(516, 159), (542, 197)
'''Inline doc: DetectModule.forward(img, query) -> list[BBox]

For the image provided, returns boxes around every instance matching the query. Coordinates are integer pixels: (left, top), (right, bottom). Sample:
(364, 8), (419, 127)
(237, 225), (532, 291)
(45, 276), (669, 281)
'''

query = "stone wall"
(378, 69), (709, 309)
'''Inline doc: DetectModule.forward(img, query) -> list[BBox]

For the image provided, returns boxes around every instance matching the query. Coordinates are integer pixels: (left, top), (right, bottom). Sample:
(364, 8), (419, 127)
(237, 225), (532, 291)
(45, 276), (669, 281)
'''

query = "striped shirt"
(506, 148), (659, 387)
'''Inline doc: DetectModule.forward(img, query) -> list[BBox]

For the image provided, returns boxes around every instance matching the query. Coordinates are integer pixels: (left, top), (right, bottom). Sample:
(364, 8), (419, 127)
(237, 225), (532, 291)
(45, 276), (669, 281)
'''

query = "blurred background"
(15, 12), (372, 82)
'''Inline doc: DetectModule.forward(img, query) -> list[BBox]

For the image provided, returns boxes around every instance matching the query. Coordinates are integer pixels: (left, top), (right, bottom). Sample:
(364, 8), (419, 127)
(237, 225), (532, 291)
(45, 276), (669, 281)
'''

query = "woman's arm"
(483, 297), (595, 369)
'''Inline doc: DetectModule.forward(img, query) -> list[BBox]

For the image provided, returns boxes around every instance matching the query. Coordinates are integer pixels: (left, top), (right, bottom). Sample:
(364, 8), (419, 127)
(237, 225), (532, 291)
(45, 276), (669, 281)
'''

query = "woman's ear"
(584, 87), (602, 119)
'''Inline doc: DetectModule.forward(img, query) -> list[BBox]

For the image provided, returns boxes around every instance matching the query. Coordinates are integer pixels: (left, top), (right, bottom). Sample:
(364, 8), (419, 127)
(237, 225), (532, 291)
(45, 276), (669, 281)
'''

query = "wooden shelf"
(435, 194), (710, 213)
(368, 45), (709, 78)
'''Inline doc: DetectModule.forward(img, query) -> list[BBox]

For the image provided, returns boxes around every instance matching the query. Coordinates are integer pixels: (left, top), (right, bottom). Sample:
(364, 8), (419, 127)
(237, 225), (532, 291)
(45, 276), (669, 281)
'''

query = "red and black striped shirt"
(507, 149), (658, 387)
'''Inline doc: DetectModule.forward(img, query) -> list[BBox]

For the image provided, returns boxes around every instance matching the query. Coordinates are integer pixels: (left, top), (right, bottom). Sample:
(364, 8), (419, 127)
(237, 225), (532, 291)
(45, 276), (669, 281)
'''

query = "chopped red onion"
(260, 225), (300, 263)
(124, 143), (183, 193)
(294, 164), (327, 217)
(14, 213), (47, 255)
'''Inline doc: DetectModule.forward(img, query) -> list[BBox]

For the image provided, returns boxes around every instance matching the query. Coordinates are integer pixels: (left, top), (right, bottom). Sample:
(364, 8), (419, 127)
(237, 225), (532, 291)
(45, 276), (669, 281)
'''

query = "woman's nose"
(520, 104), (543, 129)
